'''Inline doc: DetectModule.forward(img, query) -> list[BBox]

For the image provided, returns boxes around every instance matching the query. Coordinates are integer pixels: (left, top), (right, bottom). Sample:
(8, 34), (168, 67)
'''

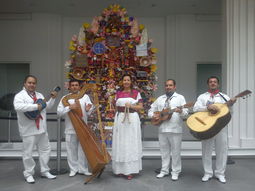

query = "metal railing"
(0, 113), (66, 174)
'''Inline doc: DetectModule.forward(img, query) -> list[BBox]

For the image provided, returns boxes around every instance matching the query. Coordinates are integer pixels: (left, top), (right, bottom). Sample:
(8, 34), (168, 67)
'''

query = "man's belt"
(117, 106), (136, 113)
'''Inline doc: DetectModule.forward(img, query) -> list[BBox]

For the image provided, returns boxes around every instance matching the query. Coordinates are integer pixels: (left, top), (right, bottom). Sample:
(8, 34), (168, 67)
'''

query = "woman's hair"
(121, 73), (133, 81)
(121, 74), (133, 90)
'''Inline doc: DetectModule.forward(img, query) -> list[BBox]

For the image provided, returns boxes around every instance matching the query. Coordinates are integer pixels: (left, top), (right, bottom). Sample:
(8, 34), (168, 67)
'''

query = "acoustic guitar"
(186, 90), (252, 140)
(151, 102), (194, 126)
(24, 86), (61, 120)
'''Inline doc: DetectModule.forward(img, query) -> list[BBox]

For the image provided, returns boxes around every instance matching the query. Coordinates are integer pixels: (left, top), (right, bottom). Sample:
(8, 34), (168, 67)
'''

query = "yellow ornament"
(94, 38), (103, 42)
(151, 64), (157, 72)
(107, 122), (114, 126)
(83, 23), (90, 29)
(128, 44), (133, 48)
(66, 72), (72, 78)
(151, 48), (158, 53)
(112, 4), (120, 12)
(139, 24), (145, 31)
(69, 41), (74, 46)
(69, 45), (75, 51)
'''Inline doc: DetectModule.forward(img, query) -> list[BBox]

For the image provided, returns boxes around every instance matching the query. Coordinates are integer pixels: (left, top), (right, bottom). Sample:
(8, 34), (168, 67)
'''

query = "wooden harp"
(62, 83), (111, 184)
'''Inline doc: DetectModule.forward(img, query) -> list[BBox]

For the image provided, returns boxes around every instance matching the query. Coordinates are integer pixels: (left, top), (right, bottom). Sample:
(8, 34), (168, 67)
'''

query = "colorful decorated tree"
(66, 4), (158, 120)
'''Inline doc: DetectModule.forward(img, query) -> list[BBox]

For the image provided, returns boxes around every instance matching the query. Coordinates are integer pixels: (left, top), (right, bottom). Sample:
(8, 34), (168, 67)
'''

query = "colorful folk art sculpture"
(66, 4), (158, 120)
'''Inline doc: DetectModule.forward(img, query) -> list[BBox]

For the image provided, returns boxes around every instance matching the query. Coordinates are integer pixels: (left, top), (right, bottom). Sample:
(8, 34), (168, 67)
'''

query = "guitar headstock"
(53, 86), (61, 92)
(235, 90), (252, 99)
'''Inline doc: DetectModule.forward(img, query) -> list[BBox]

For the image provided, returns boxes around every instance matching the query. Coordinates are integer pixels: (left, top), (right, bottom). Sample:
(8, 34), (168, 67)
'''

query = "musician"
(13, 75), (57, 183)
(57, 79), (93, 177)
(112, 74), (143, 180)
(148, 79), (188, 181)
(193, 76), (236, 183)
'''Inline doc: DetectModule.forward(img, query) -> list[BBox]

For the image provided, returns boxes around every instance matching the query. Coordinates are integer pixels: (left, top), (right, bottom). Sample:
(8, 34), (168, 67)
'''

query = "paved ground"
(0, 158), (254, 191)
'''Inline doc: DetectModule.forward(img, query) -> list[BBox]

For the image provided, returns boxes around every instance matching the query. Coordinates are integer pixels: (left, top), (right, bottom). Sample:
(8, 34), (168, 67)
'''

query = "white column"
(225, 0), (255, 149)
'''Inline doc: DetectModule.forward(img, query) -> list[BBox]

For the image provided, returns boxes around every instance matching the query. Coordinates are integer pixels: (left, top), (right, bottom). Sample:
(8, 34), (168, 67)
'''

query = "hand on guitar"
(37, 104), (43, 111)
(227, 98), (237, 107)
(153, 112), (160, 121)
(50, 91), (58, 99)
(69, 102), (79, 110)
(85, 103), (92, 112)
(174, 107), (183, 114)
(207, 104), (219, 115)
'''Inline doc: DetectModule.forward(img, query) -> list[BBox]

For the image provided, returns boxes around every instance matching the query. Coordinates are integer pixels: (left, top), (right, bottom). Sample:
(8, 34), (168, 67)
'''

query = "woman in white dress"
(112, 74), (143, 180)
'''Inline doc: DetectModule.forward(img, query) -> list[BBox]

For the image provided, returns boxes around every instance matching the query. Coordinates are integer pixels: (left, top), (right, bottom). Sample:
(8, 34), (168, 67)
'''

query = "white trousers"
(22, 133), (51, 178)
(65, 134), (89, 173)
(158, 133), (182, 176)
(201, 128), (228, 177)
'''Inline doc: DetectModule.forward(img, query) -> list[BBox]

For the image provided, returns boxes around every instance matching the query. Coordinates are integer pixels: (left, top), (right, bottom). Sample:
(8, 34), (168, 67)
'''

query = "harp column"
(224, 0), (255, 150)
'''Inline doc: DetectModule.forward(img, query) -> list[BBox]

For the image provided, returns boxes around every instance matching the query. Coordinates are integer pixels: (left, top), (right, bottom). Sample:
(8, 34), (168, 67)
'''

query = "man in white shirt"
(13, 75), (57, 183)
(57, 79), (93, 177)
(148, 79), (188, 181)
(193, 76), (236, 183)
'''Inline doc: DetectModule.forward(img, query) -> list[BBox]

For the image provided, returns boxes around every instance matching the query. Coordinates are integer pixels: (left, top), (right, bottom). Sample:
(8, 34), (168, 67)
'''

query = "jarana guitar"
(24, 86), (61, 120)
(151, 102), (194, 125)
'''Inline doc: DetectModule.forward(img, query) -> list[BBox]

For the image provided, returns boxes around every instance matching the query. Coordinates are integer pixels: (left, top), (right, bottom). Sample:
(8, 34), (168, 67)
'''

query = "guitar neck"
(225, 90), (252, 106)
(167, 102), (194, 114)
(45, 86), (61, 101)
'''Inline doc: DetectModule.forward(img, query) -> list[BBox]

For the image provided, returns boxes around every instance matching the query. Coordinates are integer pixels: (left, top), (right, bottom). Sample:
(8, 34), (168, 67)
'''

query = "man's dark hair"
(24, 75), (37, 83)
(166, 79), (176, 86)
(207, 76), (220, 84)
(69, 79), (81, 85)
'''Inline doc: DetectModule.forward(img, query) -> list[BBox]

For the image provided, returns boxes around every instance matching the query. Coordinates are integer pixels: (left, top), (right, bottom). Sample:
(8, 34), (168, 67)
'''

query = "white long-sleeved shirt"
(13, 89), (55, 137)
(148, 92), (188, 133)
(193, 92), (230, 112)
(57, 93), (93, 135)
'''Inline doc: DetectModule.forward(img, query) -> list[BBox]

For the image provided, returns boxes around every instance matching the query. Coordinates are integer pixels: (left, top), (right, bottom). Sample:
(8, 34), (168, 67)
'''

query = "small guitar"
(151, 102), (194, 126)
(187, 90), (252, 140)
(24, 86), (61, 120)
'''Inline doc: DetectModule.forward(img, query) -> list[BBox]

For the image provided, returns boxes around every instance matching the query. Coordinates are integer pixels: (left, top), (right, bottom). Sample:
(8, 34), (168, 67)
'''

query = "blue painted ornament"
(93, 42), (106, 55)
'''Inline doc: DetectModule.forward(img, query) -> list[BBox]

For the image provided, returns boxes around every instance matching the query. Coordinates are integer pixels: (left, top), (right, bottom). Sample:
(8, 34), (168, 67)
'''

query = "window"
(0, 63), (29, 142)
(197, 63), (222, 96)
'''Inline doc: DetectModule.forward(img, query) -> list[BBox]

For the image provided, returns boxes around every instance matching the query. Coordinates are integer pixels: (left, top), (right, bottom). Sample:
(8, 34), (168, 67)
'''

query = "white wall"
(0, 14), (62, 94)
(166, 15), (222, 102)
